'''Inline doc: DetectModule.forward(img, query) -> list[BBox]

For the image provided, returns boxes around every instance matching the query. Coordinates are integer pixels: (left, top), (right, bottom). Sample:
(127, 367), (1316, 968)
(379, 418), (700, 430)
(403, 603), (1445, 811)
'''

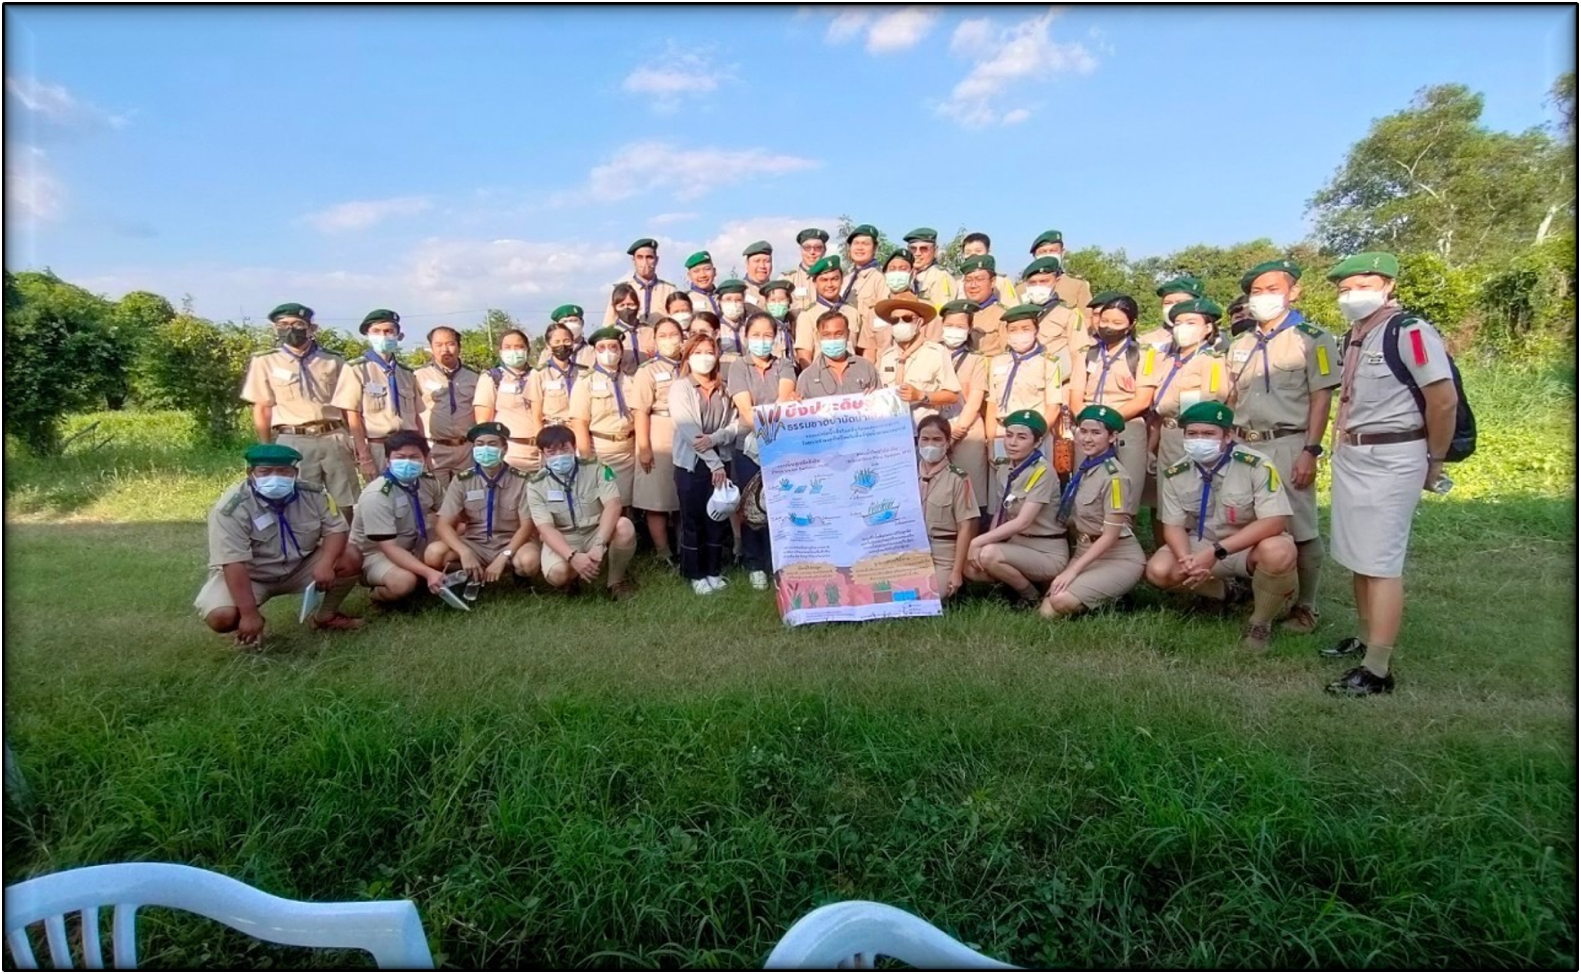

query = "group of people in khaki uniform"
(204, 234), (1456, 697)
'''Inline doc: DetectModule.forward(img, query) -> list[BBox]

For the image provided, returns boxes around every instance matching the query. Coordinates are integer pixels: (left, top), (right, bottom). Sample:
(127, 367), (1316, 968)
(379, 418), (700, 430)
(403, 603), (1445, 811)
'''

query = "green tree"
(1307, 83), (1567, 265)
(835, 216), (899, 265)
(936, 225), (970, 276)
(2, 271), (130, 456)
(143, 314), (263, 444)
(115, 290), (178, 407)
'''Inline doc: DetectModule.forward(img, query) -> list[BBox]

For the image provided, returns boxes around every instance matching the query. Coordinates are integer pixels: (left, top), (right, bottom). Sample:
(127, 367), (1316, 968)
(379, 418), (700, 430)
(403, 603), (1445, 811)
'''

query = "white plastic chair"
(765, 900), (1019, 970)
(3, 862), (434, 969)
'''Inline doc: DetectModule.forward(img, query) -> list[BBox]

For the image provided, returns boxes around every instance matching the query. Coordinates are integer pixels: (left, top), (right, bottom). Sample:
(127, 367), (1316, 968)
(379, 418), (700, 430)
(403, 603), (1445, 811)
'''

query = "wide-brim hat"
(874, 296), (937, 326)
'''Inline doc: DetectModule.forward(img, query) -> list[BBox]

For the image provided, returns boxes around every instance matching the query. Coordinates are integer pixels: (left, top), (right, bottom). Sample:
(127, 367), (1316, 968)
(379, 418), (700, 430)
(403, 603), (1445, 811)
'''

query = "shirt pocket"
(271, 368), (303, 403)
(1220, 488), (1258, 526)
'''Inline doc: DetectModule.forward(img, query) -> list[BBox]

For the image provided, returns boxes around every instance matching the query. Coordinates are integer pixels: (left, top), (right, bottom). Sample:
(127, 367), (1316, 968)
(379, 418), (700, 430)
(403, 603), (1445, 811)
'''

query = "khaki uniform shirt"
(794, 300), (861, 356)
(570, 366), (637, 444)
(474, 366), (536, 441)
(331, 354), (422, 437)
(795, 354), (880, 399)
(526, 457), (620, 537)
(968, 300), (1010, 357)
(912, 265), (956, 309)
(941, 350), (987, 426)
(609, 322), (656, 373)
(989, 453), (1061, 537)
(631, 356), (682, 420)
(602, 274), (678, 325)
(922, 463), (977, 540)
(240, 345), (347, 425)
(987, 346), (1064, 422)
(1062, 455), (1132, 540)
(207, 480), (346, 583)
(743, 279), (773, 309)
(1228, 316), (1342, 431)
(536, 343), (597, 370)
(685, 286), (722, 317)
(1341, 308), (1453, 434)
(844, 265), (887, 343)
(1137, 327), (1172, 350)
(441, 464), (533, 545)
(351, 473), (443, 556)
(958, 273), (1020, 308)
(528, 362), (589, 427)
(1082, 340), (1158, 408)
(1035, 303), (1090, 378)
(1158, 445), (1293, 540)
(783, 263), (819, 314)
(1145, 348), (1229, 421)
(415, 364), (480, 442)
(1054, 274), (1093, 315)
(879, 340), (962, 422)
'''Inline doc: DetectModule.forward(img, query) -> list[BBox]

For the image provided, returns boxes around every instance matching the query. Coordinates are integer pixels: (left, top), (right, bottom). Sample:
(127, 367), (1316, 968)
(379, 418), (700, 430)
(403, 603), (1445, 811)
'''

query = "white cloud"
(650, 212), (699, 226)
(5, 146), (65, 225)
(822, 6), (941, 53)
(702, 216), (841, 273)
(302, 196), (434, 234)
(564, 142), (821, 206)
(936, 9), (1097, 128)
(825, 11), (869, 43)
(4, 76), (130, 130)
(622, 48), (732, 114)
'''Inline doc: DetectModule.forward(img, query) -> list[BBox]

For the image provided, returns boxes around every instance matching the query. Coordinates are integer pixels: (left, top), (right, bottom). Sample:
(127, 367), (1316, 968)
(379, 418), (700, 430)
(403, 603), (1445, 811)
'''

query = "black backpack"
(1347, 312), (1476, 462)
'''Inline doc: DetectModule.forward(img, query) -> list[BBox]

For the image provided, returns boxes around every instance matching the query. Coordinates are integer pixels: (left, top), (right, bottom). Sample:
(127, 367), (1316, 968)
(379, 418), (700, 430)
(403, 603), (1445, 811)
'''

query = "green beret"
(1239, 258), (1303, 294)
(1166, 297), (1225, 323)
(1022, 256), (1063, 279)
(715, 278), (748, 296)
(796, 228), (829, 245)
(742, 240), (773, 258)
(358, 308), (400, 334)
(762, 279), (794, 296)
(809, 255), (842, 277)
(1325, 252), (1399, 282)
(589, 326), (626, 345)
(627, 238), (658, 255)
(268, 302), (313, 322)
(1155, 275), (1205, 299)
(1179, 401), (1234, 430)
(244, 442), (303, 467)
(1088, 290), (1123, 309)
(959, 254), (996, 275)
(884, 248), (914, 266)
(845, 223), (879, 243)
(550, 304), (584, 322)
(1030, 229), (1064, 252)
(1002, 408), (1048, 438)
(684, 251), (713, 270)
(467, 421), (511, 442)
(1076, 404), (1124, 433)
(1002, 303), (1045, 324)
(903, 227), (938, 243)
(940, 299), (980, 317)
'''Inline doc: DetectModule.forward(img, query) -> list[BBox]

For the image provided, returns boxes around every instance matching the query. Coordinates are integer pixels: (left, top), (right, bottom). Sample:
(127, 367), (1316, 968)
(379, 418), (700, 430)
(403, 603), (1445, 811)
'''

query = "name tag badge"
(546, 378), (566, 392)
(993, 365), (1009, 375)
(593, 378), (609, 392)
(1179, 391), (1203, 410)
(511, 380), (527, 394)
(273, 368), (297, 382)
(252, 512), (274, 530)
(793, 287), (807, 297)
(1230, 350), (1252, 364)
(547, 489), (566, 502)
(653, 370), (672, 382)
(1364, 351), (1385, 364)
(367, 384), (388, 398)
(423, 380), (445, 392)
(466, 489), (486, 501)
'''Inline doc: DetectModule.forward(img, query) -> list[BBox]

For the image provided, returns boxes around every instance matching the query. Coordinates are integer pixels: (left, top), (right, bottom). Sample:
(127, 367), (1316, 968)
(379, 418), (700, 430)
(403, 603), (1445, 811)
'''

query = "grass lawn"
(3, 362), (1575, 969)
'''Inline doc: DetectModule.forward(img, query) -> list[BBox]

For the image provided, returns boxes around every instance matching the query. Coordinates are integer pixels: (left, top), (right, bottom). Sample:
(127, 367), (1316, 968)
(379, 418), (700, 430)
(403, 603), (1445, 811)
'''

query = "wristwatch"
(1212, 543), (1229, 561)
(1302, 443), (1323, 457)
(503, 548), (514, 560)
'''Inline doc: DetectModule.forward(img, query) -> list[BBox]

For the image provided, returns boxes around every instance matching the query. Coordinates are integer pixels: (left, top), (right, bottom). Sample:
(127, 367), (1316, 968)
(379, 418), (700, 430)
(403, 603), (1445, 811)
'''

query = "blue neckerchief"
(998, 343), (1044, 413)
(473, 463), (508, 538)
(1058, 447), (1116, 521)
(689, 285), (721, 316)
(280, 343), (322, 400)
(840, 261), (877, 304)
(974, 292), (1001, 312)
(386, 472), (428, 543)
(364, 352), (402, 416)
(631, 276), (660, 317)
(995, 449), (1045, 528)
(595, 364), (629, 419)
(250, 485), (304, 560)
(436, 364), (459, 413)
(548, 359), (578, 396)
(1154, 346), (1202, 408)
(1237, 310), (1302, 393)
(618, 322), (644, 364)
(549, 462), (578, 525)
(1194, 448), (1235, 541)
(776, 317), (796, 358)
(951, 345), (970, 370)
(1092, 337), (1134, 406)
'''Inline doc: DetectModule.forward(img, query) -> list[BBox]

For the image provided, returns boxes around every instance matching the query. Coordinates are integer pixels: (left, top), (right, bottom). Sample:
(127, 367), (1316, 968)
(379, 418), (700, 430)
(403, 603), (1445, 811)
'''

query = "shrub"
(143, 315), (264, 444)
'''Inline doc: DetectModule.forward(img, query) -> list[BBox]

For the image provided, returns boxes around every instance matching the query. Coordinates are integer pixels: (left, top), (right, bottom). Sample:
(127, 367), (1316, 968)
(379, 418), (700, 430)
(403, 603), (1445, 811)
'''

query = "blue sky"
(5, 4), (1573, 333)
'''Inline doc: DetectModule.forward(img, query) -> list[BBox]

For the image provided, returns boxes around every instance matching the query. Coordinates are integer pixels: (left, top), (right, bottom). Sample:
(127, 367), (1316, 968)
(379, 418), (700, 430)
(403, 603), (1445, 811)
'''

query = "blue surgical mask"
(253, 474), (296, 500)
(369, 335), (399, 355)
(546, 454), (576, 477)
(501, 349), (529, 369)
(820, 338), (848, 360)
(472, 445), (504, 467)
(748, 338), (775, 358)
(388, 458), (424, 483)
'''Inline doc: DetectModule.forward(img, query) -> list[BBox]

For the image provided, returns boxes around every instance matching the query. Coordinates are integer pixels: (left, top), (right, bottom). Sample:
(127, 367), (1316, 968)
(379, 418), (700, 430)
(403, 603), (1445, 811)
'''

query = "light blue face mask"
(388, 458), (424, 483)
(820, 338), (848, 359)
(500, 349), (529, 369)
(885, 271), (912, 292)
(748, 338), (775, 358)
(546, 454), (576, 477)
(253, 474), (296, 500)
(369, 334), (399, 355)
(472, 445), (504, 467)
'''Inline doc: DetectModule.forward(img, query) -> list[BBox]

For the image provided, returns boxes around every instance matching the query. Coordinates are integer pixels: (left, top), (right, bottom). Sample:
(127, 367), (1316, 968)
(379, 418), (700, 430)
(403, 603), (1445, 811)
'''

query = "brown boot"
(1281, 604), (1318, 634)
(608, 578), (639, 602)
(310, 612), (366, 632)
(1239, 620), (1273, 654)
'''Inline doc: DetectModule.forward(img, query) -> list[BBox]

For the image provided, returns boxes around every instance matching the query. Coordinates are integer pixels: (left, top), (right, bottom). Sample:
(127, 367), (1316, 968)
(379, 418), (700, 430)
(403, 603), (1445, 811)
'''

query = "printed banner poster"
(753, 388), (942, 625)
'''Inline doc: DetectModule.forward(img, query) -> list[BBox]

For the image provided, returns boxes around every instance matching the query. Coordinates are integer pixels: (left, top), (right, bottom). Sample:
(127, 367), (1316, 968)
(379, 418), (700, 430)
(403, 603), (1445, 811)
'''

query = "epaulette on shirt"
(509, 467), (531, 479)
(1232, 449), (1262, 467)
(1295, 321), (1326, 340)
(527, 469), (549, 483)
(1163, 459), (1192, 479)
(948, 463), (967, 478)
(220, 484), (247, 516)
(380, 477), (394, 495)
(297, 481), (325, 493)
(457, 469), (477, 481)
(1103, 457), (1120, 475)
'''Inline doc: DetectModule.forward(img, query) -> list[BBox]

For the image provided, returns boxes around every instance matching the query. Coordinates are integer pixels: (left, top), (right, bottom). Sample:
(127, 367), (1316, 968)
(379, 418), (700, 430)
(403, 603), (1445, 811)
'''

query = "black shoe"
(1321, 636), (1366, 659)
(1325, 665), (1395, 696)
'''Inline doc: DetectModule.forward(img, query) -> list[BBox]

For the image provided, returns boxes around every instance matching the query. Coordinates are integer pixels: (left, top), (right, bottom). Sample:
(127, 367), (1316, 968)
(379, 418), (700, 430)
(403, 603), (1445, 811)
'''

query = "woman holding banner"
(917, 415), (978, 601)
(727, 312), (797, 591)
(669, 333), (739, 595)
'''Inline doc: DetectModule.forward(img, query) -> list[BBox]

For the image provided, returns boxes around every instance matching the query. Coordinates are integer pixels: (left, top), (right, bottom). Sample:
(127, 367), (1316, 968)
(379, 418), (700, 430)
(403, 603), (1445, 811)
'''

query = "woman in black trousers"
(668, 333), (739, 595)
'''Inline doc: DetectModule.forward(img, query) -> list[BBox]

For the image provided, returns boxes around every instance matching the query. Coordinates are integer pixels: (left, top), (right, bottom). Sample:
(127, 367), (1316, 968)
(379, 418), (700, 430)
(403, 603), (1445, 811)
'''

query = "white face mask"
(941, 326), (970, 349)
(688, 353), (717, 374)
(596, 349), (622, 368)
(918, 444), (946, 463)
(1183, 437), (1224, 465)
(656, 337), (683, 358)
(1008, 331), (1037, 353)
(673, 312), (692, 327)
(1024, 284), (1053, 305)
(1338, 289), (1389, 322)
(891, 320), (918, 344)
(1161, 302), (1177, 323)
(1172, 322), (1209, 349)
(721, 301), (744, 322)
(562, 319), (584, 339)
(1246, 294), (1287, 323)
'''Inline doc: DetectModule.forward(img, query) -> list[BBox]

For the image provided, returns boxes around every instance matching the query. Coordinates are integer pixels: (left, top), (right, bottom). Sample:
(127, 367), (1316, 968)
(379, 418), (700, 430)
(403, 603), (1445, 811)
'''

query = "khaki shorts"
(541, 528), (599, 582)
(361, 548), (414, 587)
(276, 430), (360, 509)
(193, 559), (315, 618)
(1258, 435), (1321, 543)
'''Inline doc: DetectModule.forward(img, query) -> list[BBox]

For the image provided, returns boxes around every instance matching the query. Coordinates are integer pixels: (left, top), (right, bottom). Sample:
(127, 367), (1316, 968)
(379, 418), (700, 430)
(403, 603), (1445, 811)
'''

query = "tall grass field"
(3, 361), (1575, 968)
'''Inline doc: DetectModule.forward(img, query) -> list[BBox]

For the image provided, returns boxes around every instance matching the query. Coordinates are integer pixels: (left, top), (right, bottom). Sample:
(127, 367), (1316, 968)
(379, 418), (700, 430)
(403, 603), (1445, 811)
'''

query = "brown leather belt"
(429, 437), (467, 446)
(1235, 426), (1305, 442)
(593, 430), (635, 442)
(366, 437), (386, 444)
(273, 421), (344, 435)
(1021, 533), (1063, 540)
(509, 436), (538, 446)
(1341, 427), (1426, 446)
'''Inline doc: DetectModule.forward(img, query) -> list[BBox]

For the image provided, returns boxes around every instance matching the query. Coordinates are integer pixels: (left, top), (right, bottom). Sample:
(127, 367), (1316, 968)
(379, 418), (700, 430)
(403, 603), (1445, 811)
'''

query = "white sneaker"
(706, 575), (728, 591)
(749, 571), (769, 590)
(691, 579), (715, 596)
